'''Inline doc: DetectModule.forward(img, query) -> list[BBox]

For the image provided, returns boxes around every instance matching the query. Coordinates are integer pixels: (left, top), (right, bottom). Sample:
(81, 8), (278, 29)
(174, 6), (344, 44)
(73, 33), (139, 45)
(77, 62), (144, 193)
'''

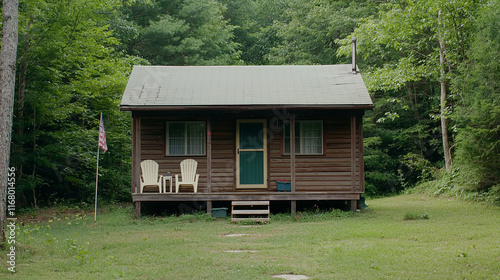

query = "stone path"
(220, 232), (310, 280)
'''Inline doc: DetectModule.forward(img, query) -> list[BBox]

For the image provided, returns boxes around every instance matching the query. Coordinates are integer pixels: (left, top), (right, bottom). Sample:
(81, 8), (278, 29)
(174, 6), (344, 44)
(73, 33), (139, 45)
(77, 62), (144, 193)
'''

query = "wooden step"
(231, 200), (270, 223)
(231, 218), (270, 223)
(231, 209), (270, 215)
(232, 201), (270, 206)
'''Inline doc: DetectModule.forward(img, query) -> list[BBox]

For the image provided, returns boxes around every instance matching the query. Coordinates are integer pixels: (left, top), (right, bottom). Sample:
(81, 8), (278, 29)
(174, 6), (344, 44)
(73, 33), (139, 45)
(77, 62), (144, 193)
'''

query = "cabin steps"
(231, 201), (270, 223)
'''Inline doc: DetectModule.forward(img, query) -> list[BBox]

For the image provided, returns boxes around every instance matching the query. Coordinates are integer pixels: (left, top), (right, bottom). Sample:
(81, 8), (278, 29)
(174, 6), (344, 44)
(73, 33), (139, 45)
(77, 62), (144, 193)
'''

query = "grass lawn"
(1, 194), (499, 279)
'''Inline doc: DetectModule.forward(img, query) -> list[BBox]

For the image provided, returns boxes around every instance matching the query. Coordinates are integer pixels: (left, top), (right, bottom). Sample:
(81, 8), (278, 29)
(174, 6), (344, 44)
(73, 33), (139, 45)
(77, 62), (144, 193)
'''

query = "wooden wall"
(268, 115), (362, 192)
(133, 110), (364, 194)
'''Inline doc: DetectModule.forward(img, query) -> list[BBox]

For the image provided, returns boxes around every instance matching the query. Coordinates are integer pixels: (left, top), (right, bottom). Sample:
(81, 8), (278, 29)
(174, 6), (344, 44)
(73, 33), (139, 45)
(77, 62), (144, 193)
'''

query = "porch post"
(135, 202), (141, 218)
(290, 115), (296, 215)
(350, 200), (357, 212)
(358, 115), (364, 193)
(132, 114), (142, 217)
(132, 114), (141, 194)
(350, 114), (357, 212)
(206, 117), (212, 214)
(350, 114), (357, 192)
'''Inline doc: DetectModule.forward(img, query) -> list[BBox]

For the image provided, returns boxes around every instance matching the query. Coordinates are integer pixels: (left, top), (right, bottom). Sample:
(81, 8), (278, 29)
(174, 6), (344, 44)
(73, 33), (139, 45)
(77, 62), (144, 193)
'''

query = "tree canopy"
(3, 0), (499, 208)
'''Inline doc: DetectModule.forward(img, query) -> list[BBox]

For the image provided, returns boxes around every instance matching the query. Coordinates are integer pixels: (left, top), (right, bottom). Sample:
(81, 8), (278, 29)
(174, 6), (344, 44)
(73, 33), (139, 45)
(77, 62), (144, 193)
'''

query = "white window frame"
(166, 121), (206, 156)
(283, 120), (323, 155)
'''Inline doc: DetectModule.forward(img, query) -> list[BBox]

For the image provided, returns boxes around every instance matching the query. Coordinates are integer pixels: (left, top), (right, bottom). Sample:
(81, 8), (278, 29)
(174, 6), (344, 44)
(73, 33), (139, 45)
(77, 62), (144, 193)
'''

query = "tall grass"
(2, 194), (499, 279)
(409, 168), (500, 206)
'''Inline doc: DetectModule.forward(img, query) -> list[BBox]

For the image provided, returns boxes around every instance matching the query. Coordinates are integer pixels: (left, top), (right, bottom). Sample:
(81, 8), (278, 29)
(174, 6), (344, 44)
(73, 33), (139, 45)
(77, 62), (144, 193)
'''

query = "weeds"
(272, 208), (353, 222)
(175, 212), (213, 222)
(4, 196), (499, 280)
(403, 211), (429, 220)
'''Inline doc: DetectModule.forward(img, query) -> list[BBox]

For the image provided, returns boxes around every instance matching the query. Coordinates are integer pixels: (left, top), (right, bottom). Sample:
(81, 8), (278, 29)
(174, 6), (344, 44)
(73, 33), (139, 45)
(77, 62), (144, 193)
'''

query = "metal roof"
(120, 65), (372, 111)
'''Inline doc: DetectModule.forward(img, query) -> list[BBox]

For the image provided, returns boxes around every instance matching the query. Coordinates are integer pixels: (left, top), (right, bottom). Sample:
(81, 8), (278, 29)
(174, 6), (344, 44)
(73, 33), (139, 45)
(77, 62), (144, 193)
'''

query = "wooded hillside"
(4, 0), (499, 207)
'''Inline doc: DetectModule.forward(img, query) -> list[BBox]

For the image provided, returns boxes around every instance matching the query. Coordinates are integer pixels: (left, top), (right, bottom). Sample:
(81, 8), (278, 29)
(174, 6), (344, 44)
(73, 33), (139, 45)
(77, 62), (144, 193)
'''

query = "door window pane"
(239, 122), (264, 149)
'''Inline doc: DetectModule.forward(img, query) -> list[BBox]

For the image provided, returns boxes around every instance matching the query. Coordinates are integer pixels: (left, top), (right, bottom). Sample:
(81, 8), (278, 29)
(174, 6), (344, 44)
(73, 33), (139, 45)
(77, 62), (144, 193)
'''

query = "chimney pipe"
(352, 37), (357, 74)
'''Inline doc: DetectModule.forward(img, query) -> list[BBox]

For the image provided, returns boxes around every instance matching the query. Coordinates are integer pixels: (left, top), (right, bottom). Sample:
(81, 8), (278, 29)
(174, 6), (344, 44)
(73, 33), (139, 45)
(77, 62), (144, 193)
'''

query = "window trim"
(165, 121), (206, 156)
(283, 120), (324, 155)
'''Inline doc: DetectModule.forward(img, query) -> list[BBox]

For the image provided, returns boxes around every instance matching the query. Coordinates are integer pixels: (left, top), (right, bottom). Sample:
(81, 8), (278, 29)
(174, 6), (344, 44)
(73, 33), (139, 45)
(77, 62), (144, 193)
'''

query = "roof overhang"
(120, 104), (373, 112)
(120, 65), (373, 112)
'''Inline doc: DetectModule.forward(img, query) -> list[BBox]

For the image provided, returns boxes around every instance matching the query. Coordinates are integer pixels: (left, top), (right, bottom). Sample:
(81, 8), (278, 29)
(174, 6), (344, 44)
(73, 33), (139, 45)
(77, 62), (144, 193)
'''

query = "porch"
(132, 191), (361, 217)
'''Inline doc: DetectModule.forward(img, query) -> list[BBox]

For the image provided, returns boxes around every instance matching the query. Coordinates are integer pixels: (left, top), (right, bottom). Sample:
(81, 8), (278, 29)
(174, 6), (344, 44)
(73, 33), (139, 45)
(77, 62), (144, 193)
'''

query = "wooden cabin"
(120, 64), (373, 217)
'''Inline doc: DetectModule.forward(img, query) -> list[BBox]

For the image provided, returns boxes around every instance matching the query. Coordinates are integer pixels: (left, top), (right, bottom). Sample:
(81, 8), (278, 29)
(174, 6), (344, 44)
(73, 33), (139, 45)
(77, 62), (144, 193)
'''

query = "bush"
(409, 168), (500, 205)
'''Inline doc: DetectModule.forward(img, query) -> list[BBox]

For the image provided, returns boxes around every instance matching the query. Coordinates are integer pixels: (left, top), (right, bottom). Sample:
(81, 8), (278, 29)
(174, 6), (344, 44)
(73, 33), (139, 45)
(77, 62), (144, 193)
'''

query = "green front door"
(236, 120), (267, 188)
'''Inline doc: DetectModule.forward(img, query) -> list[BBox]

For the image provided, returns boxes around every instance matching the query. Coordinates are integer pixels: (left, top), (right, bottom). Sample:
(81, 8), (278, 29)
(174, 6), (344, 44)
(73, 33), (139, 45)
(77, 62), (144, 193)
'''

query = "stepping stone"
(224, 250), (258, 253)
(221, 233), (249, 237)
(272, 274), (310, 280)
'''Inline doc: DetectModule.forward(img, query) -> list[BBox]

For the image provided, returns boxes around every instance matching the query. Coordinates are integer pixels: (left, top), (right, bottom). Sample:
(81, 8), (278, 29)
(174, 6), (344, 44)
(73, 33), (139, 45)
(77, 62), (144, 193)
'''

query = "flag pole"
(95, 112), (108, 222)
(94, 112), (102, 222)
(94, 139), (100, 222)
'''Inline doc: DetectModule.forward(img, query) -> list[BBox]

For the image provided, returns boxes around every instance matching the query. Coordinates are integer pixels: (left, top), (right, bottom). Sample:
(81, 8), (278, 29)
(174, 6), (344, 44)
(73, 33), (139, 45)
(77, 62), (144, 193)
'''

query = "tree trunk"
(438, 10), (453, 170)
(16, 16), (33, 179)
(0, 0), (19, 244)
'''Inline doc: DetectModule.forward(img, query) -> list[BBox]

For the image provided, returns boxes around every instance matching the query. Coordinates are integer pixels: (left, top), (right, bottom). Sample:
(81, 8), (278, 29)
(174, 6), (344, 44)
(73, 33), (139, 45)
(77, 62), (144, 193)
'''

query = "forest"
(5, 0), (500, 208)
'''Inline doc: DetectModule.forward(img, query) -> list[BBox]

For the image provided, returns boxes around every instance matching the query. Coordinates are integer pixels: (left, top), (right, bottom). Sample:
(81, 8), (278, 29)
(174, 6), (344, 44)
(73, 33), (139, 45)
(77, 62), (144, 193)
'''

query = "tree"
(116, 0), (241, 65)
(0, 0), (19, 244)
(438, 9), (452, 170)
(337, 0), (481, 178)
(219, 0), (289, 65)
(267, 0), (377, 65)
(452, 0), (500, 197)
(10, 0), (140, 207)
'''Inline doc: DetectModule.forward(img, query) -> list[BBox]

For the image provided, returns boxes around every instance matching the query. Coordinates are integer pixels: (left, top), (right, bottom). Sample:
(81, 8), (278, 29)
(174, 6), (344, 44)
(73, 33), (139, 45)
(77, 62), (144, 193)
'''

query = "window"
(284, 121), (323, 155)
(166, 122), (205, 155)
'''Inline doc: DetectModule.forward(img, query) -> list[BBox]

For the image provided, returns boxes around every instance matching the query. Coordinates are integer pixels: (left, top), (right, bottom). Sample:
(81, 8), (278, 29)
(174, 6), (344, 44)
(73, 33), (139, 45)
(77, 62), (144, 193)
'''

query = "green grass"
(403, 211), (430, 220)
(2, 195), (499, 279)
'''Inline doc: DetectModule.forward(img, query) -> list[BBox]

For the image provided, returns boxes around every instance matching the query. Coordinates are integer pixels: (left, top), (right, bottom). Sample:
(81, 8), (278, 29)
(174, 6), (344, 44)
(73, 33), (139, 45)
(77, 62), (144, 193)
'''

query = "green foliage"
(409, 168), (500, 205)
(337, 0), (494, 198)
(406, 0), (500, 204)
(403, 211), (429, 220)
(116, 0), (242, 65)
(266, 0), (378, 65)
(220, 0), (289, 65)
(174, 212), (214, 223)
(362, 90), (442, 195)
(218, 0), (378, 65)
(7, 0), (499, 206)
(272, 208), (353, 222)
(452, 0), (500, 196)
(11, 0), (141, 207)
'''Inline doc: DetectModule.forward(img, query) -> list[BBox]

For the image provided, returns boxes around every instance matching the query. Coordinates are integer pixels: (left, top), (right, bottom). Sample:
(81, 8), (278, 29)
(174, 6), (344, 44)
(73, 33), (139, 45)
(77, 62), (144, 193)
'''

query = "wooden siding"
(135, 110), (364, 194)
(268, 116), (362, 192)
(210, 117), (235, 192)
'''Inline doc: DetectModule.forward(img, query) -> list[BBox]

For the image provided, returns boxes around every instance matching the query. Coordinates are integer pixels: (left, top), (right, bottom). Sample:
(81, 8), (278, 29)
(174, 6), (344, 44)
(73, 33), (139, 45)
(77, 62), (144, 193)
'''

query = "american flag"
(98, 113), (108, 153)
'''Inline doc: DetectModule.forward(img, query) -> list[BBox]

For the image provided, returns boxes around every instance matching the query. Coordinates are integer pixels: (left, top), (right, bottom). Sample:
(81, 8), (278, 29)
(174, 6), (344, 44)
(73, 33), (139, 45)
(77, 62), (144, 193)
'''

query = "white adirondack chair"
(140, 160), (163, 193)
(175, 159), (199, 193)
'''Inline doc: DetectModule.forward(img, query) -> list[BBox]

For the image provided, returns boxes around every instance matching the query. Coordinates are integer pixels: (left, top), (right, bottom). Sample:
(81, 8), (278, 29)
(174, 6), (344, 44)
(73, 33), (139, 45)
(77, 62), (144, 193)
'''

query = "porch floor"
(132, 191), (360, 202)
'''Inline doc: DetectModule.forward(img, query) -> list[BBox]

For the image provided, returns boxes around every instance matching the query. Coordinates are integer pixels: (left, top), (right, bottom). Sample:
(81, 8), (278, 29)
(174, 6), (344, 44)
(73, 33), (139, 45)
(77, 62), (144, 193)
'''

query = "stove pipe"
(352, 37), (358, 74)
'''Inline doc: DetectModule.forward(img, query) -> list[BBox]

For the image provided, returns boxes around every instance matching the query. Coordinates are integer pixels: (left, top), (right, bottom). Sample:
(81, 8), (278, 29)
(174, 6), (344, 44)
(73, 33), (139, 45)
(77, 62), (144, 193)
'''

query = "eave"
(120, 104), (374, 112)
